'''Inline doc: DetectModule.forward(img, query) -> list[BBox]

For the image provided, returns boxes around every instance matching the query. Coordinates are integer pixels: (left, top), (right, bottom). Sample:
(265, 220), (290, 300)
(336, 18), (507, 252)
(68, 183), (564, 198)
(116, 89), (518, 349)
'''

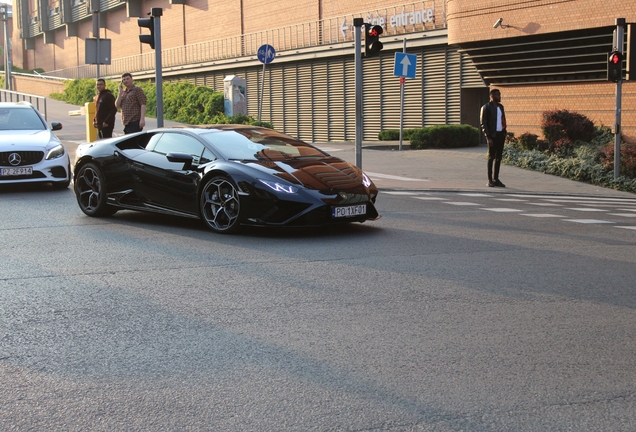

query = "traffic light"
(138, 17), (155, 49)
(364, 24), (383, 57)
(607, 51), (623, 82)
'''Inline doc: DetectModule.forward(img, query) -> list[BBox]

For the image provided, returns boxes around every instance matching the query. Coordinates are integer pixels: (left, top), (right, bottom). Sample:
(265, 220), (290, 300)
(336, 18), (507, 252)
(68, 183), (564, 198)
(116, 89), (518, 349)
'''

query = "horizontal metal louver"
(457, 26), (616, 85)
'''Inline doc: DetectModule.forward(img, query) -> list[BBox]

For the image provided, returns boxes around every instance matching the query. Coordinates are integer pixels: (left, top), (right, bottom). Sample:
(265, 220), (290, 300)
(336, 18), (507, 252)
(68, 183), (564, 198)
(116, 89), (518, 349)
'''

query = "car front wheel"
(200, 176), (242, 233)
(74, 162), (116, 216)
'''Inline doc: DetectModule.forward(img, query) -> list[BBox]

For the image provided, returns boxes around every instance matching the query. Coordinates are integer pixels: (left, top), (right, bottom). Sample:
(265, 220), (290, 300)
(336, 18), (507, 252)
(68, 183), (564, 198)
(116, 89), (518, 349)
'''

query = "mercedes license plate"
(332, 204), (366, 218)
(1, 167), (33, 176)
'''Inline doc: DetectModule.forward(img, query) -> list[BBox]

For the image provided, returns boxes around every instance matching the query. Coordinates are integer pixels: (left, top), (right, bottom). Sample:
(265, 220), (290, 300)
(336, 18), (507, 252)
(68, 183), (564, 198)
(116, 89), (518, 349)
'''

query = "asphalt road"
(1, 185), (635, 430)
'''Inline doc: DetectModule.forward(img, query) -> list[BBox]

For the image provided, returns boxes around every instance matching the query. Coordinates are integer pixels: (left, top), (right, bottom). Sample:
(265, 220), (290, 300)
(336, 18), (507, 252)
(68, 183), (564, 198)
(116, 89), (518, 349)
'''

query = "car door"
(130, 132), (212, 215)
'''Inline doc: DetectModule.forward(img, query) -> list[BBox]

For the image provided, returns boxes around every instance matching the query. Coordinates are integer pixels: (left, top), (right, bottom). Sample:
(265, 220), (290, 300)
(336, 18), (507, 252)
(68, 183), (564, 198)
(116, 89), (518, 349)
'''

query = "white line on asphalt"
(520, 214), (562, 217)
(562, 219), (614, 224)
(458, 193), (493, 197)
(413, 196), (448, 200)
(527, 203), (563, 206)
(445, 202), (480, 206)
(383, 191), (425, 195)
(615, 226), (636, 230)
(608, 213), (636, 217)
(564, 208), (608, 212)
(366, 172), (428, 182)
(481, 208), (524, 212)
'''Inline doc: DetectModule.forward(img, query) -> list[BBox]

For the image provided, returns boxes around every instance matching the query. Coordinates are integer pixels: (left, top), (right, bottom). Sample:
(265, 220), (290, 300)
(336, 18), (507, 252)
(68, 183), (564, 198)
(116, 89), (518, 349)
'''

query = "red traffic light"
(369, 26), (382, 37)
(610, 52), (621, 64)
(607, 51), (623, 82)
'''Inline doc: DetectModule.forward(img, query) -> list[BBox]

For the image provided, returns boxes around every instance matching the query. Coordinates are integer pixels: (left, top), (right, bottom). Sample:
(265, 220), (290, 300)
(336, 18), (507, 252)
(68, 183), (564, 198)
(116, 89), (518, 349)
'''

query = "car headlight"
(362, 172), (372, 187)
(45, 144), (65, 160)
(258, 179), (299, 194)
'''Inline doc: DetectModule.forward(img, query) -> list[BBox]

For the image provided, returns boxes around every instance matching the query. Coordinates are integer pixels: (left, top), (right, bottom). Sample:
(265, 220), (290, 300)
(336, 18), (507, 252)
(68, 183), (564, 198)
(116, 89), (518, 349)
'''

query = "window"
(153, 133), (206, 164)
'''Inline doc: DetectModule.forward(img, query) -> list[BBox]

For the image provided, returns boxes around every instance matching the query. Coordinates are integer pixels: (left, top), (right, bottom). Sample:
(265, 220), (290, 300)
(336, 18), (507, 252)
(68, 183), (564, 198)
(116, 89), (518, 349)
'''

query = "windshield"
(200, 129), (327, 161)
(0, 107), (46, 131)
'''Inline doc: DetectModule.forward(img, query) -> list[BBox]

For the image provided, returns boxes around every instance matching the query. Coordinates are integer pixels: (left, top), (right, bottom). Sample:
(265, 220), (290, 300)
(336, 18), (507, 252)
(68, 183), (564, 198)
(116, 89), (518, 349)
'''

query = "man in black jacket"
(480, 89), (507, 187)
(93, 78), (117, 139)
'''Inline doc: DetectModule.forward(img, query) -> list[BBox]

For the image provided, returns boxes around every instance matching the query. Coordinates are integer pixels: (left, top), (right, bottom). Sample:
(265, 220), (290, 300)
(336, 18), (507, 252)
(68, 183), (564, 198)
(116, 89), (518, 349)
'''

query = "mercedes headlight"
(45, 144), (65, 160)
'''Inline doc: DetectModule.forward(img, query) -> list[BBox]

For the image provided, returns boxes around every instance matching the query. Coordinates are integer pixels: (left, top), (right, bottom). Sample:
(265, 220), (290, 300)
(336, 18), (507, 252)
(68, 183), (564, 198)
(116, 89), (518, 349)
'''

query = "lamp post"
(0, 4), (12, 90)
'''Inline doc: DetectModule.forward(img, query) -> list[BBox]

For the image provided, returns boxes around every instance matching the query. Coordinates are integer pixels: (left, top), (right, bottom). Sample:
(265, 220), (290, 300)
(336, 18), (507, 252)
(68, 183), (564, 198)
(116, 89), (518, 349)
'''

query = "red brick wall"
(12, 74), (66, 96)
(498, 81), (636, 144)
(447, 0), (636, 44)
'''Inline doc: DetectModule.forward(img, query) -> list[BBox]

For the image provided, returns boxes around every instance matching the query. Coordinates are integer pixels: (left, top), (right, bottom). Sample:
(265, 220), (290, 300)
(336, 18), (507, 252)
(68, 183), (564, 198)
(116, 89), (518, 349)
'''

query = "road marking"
(481, 208), (523, 212)
(564, 208), (608, 212)
(521, 214), (561, 218)
(609, 213), (636, 217)
(495, 198), (527, 202)
(458, 193), (492, 197)
(615, 226), (636, 230)
(413, 196), (447, 200)
(562, 219), (613, 224)
(366, 172), (428, 182)
(445, 202), (479, 206)
(527, 203), (562, 206)
(383, 191), (424, 195)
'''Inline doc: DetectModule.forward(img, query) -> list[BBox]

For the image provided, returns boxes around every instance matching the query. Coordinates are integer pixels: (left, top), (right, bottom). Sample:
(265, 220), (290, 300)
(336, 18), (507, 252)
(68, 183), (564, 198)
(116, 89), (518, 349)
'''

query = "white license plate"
(1, 167), (33, 176)
(332, 204), (366, 218)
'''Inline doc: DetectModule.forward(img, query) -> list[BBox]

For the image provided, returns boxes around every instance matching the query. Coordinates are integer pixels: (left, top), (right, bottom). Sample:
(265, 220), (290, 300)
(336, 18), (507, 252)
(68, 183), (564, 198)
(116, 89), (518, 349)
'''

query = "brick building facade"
(7, 0), (636, 143)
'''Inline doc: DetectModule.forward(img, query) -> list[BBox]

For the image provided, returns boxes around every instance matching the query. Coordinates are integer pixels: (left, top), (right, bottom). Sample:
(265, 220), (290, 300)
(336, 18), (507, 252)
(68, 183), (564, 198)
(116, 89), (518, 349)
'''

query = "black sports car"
(73, 125), (380, 233)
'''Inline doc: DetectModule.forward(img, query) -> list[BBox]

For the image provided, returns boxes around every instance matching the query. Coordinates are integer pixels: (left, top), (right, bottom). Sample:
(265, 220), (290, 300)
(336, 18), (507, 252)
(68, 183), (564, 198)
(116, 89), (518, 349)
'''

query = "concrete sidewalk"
(47, 97), (635, 199)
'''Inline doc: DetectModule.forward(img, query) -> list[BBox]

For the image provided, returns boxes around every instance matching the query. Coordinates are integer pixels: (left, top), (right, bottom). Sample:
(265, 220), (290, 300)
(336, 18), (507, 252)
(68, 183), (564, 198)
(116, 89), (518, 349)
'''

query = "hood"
(242, 157), (367, 191)
(0, 130), (60, 149)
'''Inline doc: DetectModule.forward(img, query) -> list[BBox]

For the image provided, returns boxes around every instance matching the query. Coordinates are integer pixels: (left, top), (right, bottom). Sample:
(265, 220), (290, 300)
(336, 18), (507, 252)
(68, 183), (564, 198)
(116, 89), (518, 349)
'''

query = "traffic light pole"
(354, 18), (363, 168)
(613, 19), (626, 179)
(152, 8), (164, 128)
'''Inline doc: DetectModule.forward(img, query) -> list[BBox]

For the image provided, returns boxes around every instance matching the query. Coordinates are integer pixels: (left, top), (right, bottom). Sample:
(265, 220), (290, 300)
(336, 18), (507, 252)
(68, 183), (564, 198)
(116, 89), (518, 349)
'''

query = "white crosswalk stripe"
(401, 191), (636, 231)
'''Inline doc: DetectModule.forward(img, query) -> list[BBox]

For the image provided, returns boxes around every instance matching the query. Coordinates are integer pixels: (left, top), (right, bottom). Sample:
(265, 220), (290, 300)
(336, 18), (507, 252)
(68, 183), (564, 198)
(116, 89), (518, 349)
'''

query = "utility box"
(223, 75), (247, 117)
(85, 102), (98, 142)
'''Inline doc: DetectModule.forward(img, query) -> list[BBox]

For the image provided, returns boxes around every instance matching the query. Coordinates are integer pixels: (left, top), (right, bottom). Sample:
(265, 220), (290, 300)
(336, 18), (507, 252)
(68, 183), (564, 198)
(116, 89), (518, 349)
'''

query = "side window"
(201, 148), (217, 164)
(153, 133), (205, 164)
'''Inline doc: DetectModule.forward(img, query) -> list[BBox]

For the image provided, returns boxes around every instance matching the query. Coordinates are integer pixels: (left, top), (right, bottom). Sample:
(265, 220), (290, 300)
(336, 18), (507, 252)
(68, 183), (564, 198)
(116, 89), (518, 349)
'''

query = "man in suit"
(480, 89), (507, 187)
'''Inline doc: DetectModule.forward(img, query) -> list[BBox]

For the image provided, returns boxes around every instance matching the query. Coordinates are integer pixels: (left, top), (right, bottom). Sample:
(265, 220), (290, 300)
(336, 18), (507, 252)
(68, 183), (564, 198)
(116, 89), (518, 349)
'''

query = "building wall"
(12, 74), (65, 94)
(447, 0), (636, 45)
(500, 82), (636, 144)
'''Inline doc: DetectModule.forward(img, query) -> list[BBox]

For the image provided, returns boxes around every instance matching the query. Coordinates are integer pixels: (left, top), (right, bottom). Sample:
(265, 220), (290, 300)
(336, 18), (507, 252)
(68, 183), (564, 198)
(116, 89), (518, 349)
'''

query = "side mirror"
(51, 122), (63, 131)
(166, 151), (193, 170)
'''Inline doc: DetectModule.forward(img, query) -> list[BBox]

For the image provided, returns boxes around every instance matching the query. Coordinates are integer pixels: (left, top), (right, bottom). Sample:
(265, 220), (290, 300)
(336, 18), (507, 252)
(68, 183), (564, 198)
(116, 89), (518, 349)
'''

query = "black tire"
(74, 162), (116, 216)
(200, 176), (242, 233)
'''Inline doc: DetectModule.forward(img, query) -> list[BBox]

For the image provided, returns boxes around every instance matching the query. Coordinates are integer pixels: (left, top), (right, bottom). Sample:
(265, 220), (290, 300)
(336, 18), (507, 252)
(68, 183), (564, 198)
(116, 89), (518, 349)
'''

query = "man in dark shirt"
(115, 72), (147, 134)
(93, 78), (117, 139)
(480, 89), (507, 187)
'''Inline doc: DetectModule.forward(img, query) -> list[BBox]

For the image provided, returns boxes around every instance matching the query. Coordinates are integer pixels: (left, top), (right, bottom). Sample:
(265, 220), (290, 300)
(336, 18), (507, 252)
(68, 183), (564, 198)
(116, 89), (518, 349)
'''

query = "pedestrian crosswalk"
(384, 191), (636, 231)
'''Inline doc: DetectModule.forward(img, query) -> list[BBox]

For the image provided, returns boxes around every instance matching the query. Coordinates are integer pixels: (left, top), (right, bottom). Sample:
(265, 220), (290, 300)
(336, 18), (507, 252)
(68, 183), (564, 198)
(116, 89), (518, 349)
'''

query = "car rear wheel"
(74, 162), (116, 216)
(200, 176), (242, 233)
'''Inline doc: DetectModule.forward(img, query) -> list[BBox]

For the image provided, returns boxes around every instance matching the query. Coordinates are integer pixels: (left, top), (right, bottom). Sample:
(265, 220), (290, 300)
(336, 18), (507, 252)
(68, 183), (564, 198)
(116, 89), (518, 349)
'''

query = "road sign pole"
(256, 44), (276, 123)
(259, 62), (266, 122)
(399, 39), (406, 151)
(153, 8), (163, 128)
(354, 18), (363, 168)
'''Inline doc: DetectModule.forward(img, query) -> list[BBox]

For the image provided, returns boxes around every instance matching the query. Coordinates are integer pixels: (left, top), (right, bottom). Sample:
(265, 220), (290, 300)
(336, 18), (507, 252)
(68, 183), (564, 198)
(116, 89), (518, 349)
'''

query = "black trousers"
(123, 120), (142, 135)
(97, 125), (114, 139)
(487, 131), (506, 181)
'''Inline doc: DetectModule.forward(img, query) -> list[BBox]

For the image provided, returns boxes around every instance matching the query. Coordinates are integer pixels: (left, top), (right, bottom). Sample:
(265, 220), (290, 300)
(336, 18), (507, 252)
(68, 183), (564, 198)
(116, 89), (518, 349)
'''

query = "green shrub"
(47, 78), (268, 127)
(504, 142), (636, 193)
(378, 128), (418, 141)
(595, 143), (636, 178)
(541, 109), (595, 144)
(410, 124), (479, 149)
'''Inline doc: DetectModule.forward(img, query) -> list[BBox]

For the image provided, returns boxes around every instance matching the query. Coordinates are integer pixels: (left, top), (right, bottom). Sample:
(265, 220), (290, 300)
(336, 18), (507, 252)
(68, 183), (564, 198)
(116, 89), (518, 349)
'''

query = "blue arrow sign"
(393, 52), (417, 79)
(257, 44), (276, 64)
